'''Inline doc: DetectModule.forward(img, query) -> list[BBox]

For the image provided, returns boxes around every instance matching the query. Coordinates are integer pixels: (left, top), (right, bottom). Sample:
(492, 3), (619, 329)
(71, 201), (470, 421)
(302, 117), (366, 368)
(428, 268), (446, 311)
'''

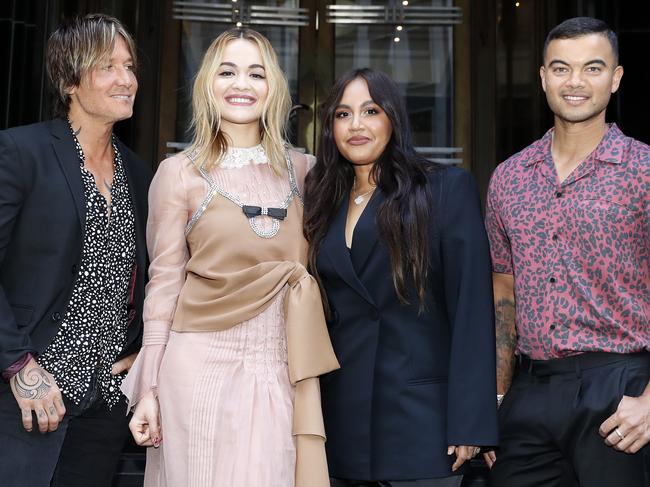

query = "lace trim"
(219, 145), (268, 168)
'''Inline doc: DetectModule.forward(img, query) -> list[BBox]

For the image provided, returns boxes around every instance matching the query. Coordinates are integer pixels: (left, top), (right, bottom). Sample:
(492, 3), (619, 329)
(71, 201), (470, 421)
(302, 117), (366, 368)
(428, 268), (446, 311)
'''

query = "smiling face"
(68, 35), (137, 124)
(212, 38), (269, 132)
(540, 33), (623, 125)
(333, 77), (393, 167)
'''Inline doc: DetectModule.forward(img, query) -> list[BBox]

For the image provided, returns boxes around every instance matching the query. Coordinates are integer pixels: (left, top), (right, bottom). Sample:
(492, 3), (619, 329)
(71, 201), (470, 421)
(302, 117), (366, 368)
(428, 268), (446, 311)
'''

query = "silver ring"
(614, 427), (625, 440)
(473, 447), (481, 457)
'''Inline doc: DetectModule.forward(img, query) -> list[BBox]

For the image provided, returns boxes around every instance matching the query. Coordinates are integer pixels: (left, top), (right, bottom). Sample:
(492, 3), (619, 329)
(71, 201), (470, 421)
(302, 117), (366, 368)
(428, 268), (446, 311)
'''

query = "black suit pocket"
(11, 304), (34, 328)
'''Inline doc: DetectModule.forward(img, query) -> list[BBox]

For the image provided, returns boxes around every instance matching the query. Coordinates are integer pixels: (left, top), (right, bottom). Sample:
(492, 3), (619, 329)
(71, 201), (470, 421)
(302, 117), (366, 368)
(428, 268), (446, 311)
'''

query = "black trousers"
(491, 352), (650, 487)
(331, 476), (463, 487)
(0, 377), (131, 487)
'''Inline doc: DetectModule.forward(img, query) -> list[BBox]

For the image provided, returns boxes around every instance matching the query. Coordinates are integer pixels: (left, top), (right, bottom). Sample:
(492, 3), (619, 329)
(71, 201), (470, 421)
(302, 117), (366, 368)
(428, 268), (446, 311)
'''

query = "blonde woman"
(121, 28), (338, 487)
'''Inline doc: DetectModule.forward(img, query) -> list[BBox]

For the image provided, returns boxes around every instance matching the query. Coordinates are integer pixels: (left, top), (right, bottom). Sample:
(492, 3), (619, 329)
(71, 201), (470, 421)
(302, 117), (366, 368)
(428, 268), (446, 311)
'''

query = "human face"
(540, 34), (623, 125)
(213, 38), (269, 131)
(68, 35), (137, 125)
(333, 77), (392, 167)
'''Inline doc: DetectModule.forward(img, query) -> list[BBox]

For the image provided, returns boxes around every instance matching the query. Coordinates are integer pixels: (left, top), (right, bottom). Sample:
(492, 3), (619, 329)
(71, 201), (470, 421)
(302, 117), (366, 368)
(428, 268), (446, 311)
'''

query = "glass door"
(158, 0), (462, 164)
(325, 0), (461, 164)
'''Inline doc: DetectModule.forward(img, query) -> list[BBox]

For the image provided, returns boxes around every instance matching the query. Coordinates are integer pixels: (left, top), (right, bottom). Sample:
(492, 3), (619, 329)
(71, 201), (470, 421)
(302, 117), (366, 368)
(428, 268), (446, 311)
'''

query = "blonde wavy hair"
(186, 28), (291, 172)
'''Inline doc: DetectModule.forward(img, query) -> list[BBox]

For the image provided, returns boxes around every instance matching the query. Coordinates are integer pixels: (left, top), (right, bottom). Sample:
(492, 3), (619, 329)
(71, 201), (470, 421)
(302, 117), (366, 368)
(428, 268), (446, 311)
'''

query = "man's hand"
(111, 352), (138, 375)
(448, 445), (481, 471)
(129, 390), (162, 448)
(483, 449), (497, 468)
(599, 393), (650, 454)
(9, 358), (66, 433)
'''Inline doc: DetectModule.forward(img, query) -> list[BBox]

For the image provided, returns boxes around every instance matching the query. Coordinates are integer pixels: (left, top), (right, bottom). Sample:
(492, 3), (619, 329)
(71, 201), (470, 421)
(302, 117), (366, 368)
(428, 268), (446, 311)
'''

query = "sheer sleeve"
(121, 154), (191, 409)
(290, 150), (315, 196)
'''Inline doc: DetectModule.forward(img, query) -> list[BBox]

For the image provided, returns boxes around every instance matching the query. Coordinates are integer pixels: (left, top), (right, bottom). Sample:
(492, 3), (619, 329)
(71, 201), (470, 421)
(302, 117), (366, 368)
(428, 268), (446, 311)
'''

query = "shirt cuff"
(2, 352), (34, 381)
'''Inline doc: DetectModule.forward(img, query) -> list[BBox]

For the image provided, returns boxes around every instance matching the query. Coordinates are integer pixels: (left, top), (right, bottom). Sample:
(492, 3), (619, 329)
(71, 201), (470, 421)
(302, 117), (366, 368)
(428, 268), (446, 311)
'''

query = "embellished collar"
(220, 144), (268, 168)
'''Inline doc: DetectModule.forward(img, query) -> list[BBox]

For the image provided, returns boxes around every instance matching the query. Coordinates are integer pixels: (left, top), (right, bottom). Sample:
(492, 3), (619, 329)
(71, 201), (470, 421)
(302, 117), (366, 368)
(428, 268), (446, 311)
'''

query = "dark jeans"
(0, 377), (131, 487)
(331, 476), (463, 487)
(491, 352), (650, 487)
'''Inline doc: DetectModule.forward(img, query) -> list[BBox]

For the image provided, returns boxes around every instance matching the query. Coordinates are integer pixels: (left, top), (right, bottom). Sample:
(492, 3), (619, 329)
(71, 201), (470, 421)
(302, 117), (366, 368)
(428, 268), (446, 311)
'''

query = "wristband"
(2, 352), (34, 381)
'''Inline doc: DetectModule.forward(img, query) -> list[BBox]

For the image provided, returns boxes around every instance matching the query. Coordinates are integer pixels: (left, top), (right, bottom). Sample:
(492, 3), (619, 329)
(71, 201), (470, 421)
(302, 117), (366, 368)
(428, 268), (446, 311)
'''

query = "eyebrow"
(335, 100), (375, 110)
(219, 61), (265, 70)
(548, 59), (608, 67)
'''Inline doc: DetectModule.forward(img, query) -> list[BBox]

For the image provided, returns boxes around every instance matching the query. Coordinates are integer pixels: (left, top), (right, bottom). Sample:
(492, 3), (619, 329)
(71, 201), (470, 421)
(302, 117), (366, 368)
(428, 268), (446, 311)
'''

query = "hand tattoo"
(495, 297), (517, 393)
(15, 367), (52, 400)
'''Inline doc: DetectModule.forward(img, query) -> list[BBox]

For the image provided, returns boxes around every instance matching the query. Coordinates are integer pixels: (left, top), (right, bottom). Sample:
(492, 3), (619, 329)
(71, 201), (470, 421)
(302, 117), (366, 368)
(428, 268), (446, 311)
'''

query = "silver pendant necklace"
(352, 178), (376, 205)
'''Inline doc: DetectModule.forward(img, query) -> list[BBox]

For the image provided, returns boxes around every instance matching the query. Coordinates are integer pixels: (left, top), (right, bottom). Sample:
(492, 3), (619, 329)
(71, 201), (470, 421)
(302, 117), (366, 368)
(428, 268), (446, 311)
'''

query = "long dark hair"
(304, 68), (442, 310)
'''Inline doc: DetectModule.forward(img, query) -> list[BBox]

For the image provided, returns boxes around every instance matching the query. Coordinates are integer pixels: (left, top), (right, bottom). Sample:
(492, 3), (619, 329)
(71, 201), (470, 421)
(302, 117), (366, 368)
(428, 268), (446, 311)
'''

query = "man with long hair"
(0, 14), (151, 486)
(485, 17), (650, 486)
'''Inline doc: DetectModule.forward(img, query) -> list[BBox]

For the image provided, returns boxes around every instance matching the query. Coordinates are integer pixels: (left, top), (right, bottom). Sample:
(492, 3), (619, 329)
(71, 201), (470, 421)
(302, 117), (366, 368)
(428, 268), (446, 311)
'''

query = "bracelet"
(497, 394), (505, 408)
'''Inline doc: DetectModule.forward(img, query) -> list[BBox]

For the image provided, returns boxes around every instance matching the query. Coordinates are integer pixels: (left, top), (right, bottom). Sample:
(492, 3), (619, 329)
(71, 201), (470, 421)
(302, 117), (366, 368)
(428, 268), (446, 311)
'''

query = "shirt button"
(549, 277), (556, 283)
(51, 312), (61, 322)
(555, 191), (563, 198)
(71, 264), (78, 274)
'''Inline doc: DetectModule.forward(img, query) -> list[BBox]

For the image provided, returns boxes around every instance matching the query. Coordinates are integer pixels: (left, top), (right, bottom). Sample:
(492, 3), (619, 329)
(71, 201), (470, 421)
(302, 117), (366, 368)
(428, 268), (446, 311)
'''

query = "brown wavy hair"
(46, 14), (137, 118)
(304, 68), (442, 311)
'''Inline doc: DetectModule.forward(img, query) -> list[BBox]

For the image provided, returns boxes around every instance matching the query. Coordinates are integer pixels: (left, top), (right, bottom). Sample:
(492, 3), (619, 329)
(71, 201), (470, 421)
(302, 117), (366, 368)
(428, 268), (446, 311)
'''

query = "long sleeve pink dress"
(121, 145), (317, 487)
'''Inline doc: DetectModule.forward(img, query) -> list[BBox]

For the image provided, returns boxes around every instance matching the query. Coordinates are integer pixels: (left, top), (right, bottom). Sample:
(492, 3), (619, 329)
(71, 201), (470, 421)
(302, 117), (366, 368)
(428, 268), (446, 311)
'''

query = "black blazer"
(317, 167), (498, 481)
(0, 118), (152, 371)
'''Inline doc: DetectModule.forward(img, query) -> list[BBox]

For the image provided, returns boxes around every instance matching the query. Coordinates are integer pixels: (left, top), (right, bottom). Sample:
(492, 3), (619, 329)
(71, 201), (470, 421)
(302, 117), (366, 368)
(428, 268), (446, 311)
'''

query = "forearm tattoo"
(495, 297), (517, 393)
(15, 367), (52, 400)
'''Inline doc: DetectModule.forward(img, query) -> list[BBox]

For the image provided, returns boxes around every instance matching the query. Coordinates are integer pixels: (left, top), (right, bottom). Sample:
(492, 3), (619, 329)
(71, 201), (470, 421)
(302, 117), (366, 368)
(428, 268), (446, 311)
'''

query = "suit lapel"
(117, 139), (147, 269)
(349, 189), (382, 275)
(321, 195), (376, 305)
(50, 118), (85, 233)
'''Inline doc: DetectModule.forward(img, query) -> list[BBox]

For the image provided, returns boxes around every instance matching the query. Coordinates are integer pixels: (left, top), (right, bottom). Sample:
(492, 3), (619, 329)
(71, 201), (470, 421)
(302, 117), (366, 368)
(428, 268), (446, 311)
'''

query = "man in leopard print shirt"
(485, 17), (650, 487)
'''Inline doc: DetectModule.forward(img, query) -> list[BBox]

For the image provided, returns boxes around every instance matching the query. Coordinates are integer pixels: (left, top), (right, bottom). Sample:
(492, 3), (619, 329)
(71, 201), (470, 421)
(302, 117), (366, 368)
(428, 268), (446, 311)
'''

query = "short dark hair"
(46, 14), (137, 118)
(543, 17), (618, 63)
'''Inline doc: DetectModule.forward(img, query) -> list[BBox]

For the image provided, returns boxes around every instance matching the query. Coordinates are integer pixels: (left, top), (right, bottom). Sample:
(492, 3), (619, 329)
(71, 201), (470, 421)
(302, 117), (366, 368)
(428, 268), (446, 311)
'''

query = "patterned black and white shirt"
(38, 127), (136, 408)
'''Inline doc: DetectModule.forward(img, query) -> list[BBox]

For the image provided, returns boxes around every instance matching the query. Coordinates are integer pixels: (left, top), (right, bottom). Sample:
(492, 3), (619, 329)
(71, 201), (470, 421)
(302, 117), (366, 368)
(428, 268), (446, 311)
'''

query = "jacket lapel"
(117, 139), (147, 270)
(321, 195), (376, 305)
(349, 189), (382, 275)
(50, 118), (85, 233)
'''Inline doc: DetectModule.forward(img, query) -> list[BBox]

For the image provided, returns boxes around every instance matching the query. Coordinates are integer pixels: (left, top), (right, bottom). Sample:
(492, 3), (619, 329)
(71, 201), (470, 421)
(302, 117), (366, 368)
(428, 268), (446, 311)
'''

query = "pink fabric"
(486, 124), (650, 360)
(146, 292), (295, 487)
(122, 148), (314, 487)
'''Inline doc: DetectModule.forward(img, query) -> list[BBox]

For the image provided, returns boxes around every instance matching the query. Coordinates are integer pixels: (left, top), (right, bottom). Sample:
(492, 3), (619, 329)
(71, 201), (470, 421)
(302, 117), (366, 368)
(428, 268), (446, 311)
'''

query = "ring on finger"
(473, 447), (481, 457)
(614, 427), (625, 441)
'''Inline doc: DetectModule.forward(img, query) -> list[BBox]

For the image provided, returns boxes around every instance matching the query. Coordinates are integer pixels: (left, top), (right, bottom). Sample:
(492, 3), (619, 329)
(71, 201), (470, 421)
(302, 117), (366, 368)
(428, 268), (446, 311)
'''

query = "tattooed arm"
(493, 272), (517, 395)
(483, 272), (516, 469)
(9, 358), (66, 433)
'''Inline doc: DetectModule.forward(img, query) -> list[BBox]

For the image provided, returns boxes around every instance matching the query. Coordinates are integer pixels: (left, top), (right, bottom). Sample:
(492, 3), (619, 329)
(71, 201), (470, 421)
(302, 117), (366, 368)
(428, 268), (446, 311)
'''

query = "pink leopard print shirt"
(486, 124), (650, 360)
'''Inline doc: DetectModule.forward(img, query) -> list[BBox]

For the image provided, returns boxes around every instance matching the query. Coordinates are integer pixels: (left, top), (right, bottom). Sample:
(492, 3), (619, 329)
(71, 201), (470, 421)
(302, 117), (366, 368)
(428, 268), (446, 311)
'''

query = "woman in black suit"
(304, 68), (498, 486)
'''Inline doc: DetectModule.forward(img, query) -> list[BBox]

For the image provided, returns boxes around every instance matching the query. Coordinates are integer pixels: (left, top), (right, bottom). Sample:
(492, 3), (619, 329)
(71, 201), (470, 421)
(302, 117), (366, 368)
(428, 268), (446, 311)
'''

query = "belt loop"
(574, 356), (582, 378)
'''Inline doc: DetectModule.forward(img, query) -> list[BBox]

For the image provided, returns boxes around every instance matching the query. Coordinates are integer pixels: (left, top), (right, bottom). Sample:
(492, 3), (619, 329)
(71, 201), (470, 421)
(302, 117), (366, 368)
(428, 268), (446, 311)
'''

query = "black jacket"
(0, 118), (152, 371)
(317, 167), (498, 480)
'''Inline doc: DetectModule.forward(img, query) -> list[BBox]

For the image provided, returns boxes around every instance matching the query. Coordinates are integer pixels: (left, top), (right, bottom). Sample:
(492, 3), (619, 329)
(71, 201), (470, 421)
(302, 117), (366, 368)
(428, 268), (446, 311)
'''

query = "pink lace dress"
(122, 146), (314, 487)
